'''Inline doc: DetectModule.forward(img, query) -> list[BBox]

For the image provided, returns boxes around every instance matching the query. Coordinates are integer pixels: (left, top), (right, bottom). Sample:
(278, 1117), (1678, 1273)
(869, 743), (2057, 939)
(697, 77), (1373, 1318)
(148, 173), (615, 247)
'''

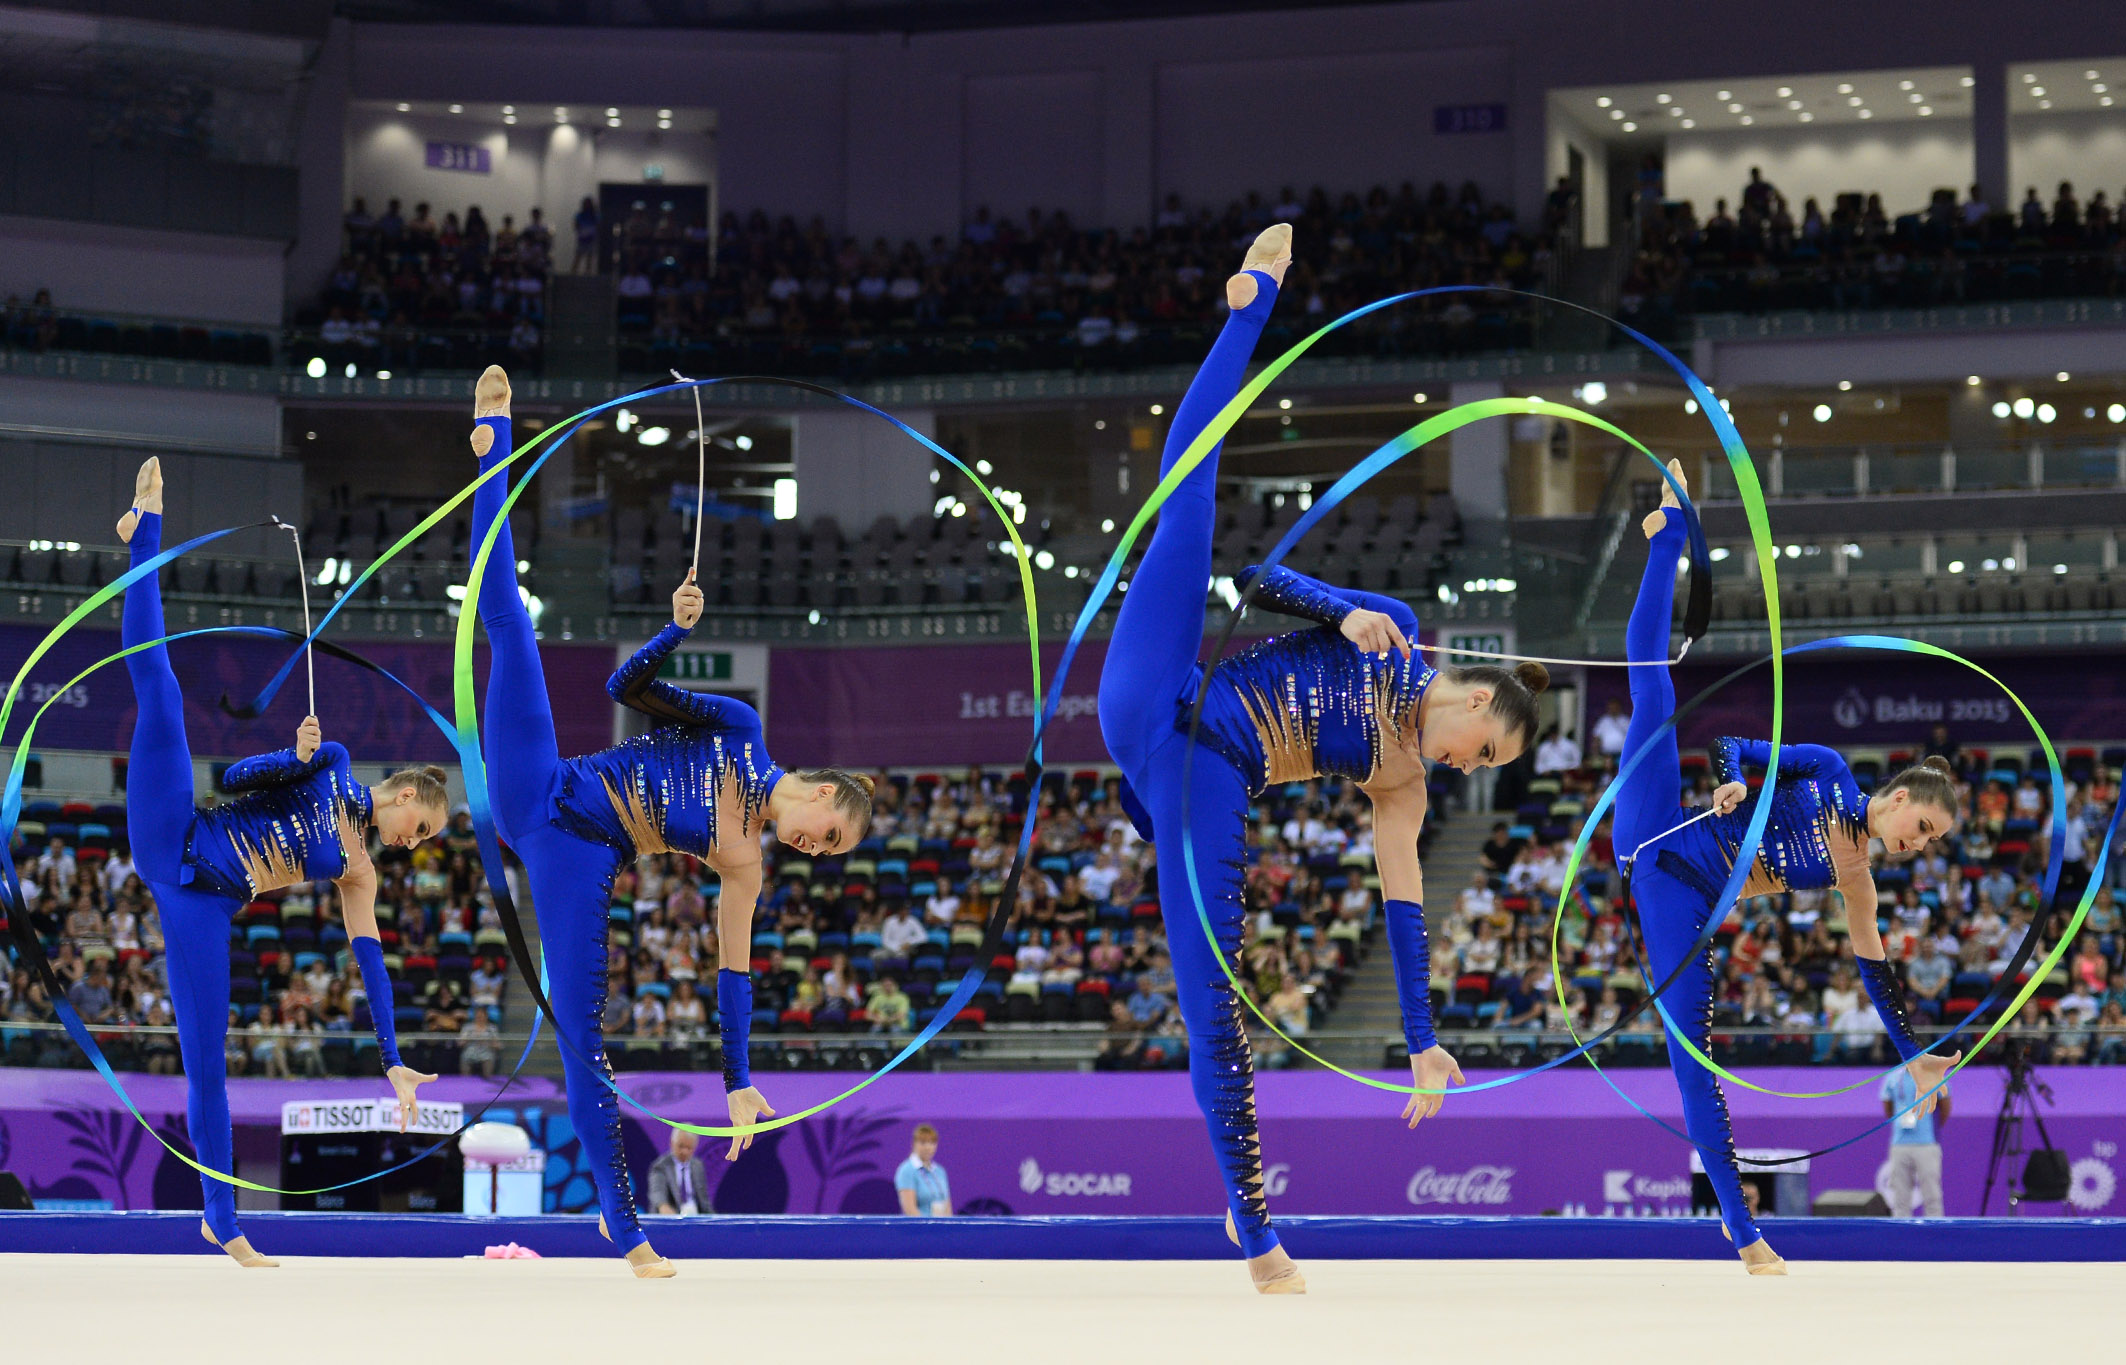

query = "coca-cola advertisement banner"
(0, 623), (614, 766)
(0, 1065), (2115, 1219)
(1584, 649), (2126, 751)
(765, 626), (1432, 770)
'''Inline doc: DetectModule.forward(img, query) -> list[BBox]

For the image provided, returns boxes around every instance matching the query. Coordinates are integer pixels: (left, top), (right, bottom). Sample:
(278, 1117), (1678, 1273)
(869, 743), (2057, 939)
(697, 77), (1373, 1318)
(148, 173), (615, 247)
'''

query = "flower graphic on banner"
(2069, 1156), (2116, 1212)
(792, 1109), (903, 1213)
(52, 1103), (145, 1210)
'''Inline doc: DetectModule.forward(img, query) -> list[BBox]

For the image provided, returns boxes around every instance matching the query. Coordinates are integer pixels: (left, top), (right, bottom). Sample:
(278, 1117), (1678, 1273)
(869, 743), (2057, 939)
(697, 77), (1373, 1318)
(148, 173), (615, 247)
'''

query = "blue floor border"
(2, 1212), (2121, 1261)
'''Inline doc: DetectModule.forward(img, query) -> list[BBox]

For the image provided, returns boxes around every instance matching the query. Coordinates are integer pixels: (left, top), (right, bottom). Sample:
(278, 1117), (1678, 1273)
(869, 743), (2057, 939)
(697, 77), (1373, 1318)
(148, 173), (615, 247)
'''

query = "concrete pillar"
(286, 16), (353, 306)
(791, 405), (937, 532)
(1448, 380), (1508, 544)
(1970, 59), (2010, 213)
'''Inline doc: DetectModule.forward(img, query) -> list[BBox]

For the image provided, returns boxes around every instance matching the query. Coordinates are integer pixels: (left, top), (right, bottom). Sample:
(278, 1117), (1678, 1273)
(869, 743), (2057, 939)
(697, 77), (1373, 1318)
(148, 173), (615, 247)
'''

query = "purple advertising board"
(1584, 649), (2126, 751)
(0, 624), (612, 766)
(765, 628), (1431, 769)
(1, 1066), (2116, 1220)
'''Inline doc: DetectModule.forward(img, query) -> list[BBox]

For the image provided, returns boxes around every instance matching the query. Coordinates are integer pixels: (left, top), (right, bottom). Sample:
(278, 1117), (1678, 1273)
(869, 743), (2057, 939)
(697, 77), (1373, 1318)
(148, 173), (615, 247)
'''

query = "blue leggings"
(1615, 514), (1761, 1247)
(121, 513), (244, 1242)
(1097, 274), (1281, 1257)
(471, 415), (644, 1251)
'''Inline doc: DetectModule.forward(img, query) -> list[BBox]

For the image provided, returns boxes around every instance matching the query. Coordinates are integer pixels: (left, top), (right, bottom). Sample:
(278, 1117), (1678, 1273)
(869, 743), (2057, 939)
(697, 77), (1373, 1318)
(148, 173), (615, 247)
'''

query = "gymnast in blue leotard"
(114, 459), (446, 1267)
(1617, 460), (1961, 1273)
(464, 368), (873, 1278)
(1095, 225), (1546, 1293)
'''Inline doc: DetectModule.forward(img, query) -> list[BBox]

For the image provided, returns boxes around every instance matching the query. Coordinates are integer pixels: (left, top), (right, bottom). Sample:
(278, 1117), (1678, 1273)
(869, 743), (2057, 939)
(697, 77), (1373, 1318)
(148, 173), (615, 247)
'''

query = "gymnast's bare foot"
(1248, 1245), (1306, 1294)
(200, 1219), (278, 1268)
(1227, 222), (1293, 310)
(476, 364), (511, 418)
(1642, 457), (1686, 538)
(601, 1213), (677, 1277)
(118, 457), (163, 543)
(1738, 1237), (1787, 1275)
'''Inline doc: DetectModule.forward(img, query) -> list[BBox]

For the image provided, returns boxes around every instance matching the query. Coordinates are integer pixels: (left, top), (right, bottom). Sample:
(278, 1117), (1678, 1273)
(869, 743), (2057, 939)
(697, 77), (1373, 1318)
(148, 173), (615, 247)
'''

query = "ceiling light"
(735, 434), (754, 450)
(503, 115), (516, 124)
(395, 102), (411, 112)
(608, 117), (621, 127)
(1597, 96), (1613, 107)
(2021, 72), (2036, 83)
(1848, 95), (1863, 106)
(1149, 404), (1164, 416)
(2057, 371), (2071, 382)
(1961, 76), (1975, 87)
(2013, 397), (2034, 418)
(1787, 99), (1803, 110)
(2037, 404), (2057, 424)
(1777, 86), (1793, 97)
(1837, 82), (1854, 94)
(1413, 393), (1428, 403)
(447, 103), (463, 114)
(1812, 404), (1832, 422)
(1838, 380), (1852, 390)
(637, 426), (671, 446)
(1740, 115), (1754, 125)
(1657, 93), (1671, 104)
(1621, 121), (1637, 131)
(2095, 84), (2110, 93)
(1799, 111), (1814, 121)
(1278, 398), (1292, 409)
(1609, 108), (1624, 120)
(1947, 560), (1965, 574)
(1966, 375), (1982, 386)
(1668, 106), (1682, 116)
(1716, 90), (1732, 100)
(2085, 70), (2100, 80)
(1578, 381), (1608, 404)
(2038, 101), (2051, 109)
(1909, 91), (1925, 102)
(1991, 401), (2011, 418)
(1858, 109), (1873, 119)
(2109, 404), (2125, 422)
(658, 119), (672, 129)
(1681, 118), (1695, 128)
(555, 107), (568, 121)
(1919, 106), (1934, 116)
(1901, 80), (1916, 90)
(606, 107), (619, 117)
(502, 105), (515, 115)
(658, 108), (672, 118)
(2105, 97), (2117, 107)
(2031, 86), (2046, 97)
(1727, 102), (1743, 113)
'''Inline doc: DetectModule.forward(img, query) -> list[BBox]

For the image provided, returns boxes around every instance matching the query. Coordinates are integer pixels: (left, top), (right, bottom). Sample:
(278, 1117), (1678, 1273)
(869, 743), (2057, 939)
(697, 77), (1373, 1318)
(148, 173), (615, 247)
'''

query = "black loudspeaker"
(0, 1172), (35, 1210)
(2021, 1150), (2072, 1202)
(1811, 1189), (1890, 1217)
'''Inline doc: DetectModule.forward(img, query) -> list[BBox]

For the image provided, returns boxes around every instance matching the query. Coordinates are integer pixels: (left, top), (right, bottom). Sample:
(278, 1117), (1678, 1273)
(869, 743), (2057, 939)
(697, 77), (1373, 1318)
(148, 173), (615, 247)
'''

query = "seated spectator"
(867, 976), (912, 1033)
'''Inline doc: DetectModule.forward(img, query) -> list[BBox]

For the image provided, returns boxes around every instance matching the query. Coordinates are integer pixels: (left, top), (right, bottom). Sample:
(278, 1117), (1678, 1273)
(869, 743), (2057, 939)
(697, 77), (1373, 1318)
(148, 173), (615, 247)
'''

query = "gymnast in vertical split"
(1616, 459), (1962, 1274)
(1094, 226), (1545, 1293)
(115, 459), (445, 1267)
(464, 368), (873, 1278)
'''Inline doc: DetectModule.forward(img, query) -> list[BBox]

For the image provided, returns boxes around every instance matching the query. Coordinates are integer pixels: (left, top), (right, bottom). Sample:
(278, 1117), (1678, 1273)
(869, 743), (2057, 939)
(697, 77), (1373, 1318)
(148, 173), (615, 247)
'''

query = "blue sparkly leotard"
(119, 512), (399, 1249)
(1189, 564), (1434, 793)
(551, 623), (783, 860)
(1643, 737), (1874, 909)
(181, 743), (373, 899)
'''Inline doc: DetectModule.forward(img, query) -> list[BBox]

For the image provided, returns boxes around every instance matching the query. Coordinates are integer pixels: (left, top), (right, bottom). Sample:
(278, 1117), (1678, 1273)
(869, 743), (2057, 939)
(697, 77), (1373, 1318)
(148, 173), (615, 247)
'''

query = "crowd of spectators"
(301, 195), (556, 374)
(597, 767), (1400, 1073)
(1428, 718), (2126, 1068)
(1621, 168), (2126, 337)
(613, 180), (1551, 380)
(2, 801), (513, 1077)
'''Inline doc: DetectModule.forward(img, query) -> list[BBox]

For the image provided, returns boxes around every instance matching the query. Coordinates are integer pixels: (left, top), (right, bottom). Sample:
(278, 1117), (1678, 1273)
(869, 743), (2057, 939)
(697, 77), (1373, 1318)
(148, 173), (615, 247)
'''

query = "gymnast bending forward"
(1615, 460), (1962, 1273)
(1095, 225), (1545, 1292)
(115, 460), (445, 1266)
(465, 368), (874, 1276)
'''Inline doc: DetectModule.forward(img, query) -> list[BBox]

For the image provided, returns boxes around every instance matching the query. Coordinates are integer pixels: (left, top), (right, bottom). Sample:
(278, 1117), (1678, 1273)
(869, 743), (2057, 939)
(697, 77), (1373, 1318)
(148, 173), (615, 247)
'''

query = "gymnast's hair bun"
(1920, 755), (1955, 777)
(854, 772), (878, 798)
(1514, 661), (1551, 696)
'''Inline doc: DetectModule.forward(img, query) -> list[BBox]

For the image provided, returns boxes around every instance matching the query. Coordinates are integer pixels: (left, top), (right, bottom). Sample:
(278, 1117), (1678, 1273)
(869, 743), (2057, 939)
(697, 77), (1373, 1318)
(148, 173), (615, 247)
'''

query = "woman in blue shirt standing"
(895, 1123), (952, 1215)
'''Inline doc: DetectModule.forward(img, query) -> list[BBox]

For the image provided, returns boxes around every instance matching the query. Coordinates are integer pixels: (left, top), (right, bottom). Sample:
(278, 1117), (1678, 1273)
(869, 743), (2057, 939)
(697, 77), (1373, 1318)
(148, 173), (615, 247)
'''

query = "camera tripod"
(1979, 1043), (2057, 1215)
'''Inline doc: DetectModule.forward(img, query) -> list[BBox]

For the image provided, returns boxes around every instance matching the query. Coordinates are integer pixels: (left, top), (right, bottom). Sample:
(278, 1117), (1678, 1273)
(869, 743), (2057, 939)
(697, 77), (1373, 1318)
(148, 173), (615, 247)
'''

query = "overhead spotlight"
(2021, 72), (2036, 82)
(1727, 102), (1743, 113)
(2086, 70), (2100, 80)
(1740, 115), (1754, 125)
(1413, 393), (1429, 404)
(2037, 101), (2051, 110)
(1577, 381), (1608, 405)
(1961, 75), (1975, 86)
(1848, 95), (1863, 106)
(773, 478), (797, 520)
(2057, 371), (2071, 382)
(607, 117), (621, 127)
(1710, 547), (1731, 562)
(306, 356), (326, 378)
(1837, 82), (1854, 94)
(502, 105), (515, 114)
(2013, 397), (2034, 418)
(343, 362), (356, 378)
(1798, 112), (1814, 122)
(1101, 519), (1115, 533)
(555, 107), (568, 121)
(1787, 99), (1803, 110)
(1858, 110), (1873, 119)
(1278, 397), (1292, 409)
(2031, 87), (2046, 97)
(1656, 93), (1672, 104)
(657, 108), (672, 118)
(2104, 97), (2116, 107)
(1609, 108), (1625, 120)
(1681, 119), (1695, 128)
(1947, 560), (1965, 574)
(1093, 419), (1106, 430)
(735, 434), (753, 450)
(503, 115), (516, 125)
(395, 102), (411, 113)
(2037, 404), (2057, 424)
(1909, 91), (1925, 102)
(375, 369), (392, 380)
(1621, 121), (1637, 131)
(1777, 86), (1793, 97)
(1838, 380), (1852, 390)
(1034, 550), (1055, 570)
(1149, 404), (1164, 416)
(1812, 404), (1832, 422)
(1596, 96), (1613, 108)
(1668, 106), (1682, 116)
(1684, 399), (1699, 414)
(658, 119), (672, 129)
(1716, 90), (1732, 100)
(2108, 404), (2125, 423)
(447, 103), (463, 114)
(1900, 79), (1915, 90)
(1919, 106), (1934, 116)
(637, 426), (671, 446)
(606, 107), (619, 117)
(2095, 84), (2110, 94)
(976, 458), (993, 475)
(1967, 374), (1983, 386)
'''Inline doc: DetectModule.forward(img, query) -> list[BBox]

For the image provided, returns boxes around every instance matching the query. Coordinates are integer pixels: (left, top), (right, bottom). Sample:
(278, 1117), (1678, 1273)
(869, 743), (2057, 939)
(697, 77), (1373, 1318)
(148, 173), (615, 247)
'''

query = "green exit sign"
(658, 651), (732, 681)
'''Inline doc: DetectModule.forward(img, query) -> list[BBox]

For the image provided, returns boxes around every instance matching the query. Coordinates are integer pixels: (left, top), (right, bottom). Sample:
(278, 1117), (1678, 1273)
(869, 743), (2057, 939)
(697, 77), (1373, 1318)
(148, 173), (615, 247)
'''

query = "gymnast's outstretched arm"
(1368, 781), (1463, 1126)
(607, 572), (764, 731)
(1236, 563), (1414, 656)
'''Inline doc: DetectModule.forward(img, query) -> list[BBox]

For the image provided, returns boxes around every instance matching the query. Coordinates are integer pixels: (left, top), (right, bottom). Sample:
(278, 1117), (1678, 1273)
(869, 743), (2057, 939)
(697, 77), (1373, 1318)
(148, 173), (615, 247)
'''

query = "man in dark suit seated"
(646, 1129), (712, 1217)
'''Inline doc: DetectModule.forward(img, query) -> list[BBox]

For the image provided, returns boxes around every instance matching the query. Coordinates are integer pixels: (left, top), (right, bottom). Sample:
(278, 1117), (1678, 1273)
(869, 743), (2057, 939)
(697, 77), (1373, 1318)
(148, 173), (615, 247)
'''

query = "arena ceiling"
(326, 0), (1439, 33)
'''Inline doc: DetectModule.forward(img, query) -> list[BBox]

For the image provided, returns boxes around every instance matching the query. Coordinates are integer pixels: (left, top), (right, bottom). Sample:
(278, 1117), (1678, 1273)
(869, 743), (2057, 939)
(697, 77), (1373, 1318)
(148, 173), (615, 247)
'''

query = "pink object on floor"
(483, 1242), (542, 1260)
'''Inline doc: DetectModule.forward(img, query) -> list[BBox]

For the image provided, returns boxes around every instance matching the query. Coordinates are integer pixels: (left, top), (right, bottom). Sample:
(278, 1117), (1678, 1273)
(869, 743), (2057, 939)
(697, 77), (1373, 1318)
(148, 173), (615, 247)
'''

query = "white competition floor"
(4, 1255), (2114, 1363)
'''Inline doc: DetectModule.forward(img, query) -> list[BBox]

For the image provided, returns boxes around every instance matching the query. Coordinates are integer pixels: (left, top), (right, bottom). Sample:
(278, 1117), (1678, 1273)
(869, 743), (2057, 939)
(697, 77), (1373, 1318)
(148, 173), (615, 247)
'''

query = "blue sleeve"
(1857, 955), (1926, 1063)
(350, 935), (403, 1072)
(1239, 565), (1420, 640)
(1384, 898), (1438, 1054)
(717, 967), (754, 1091)
(893, 1160), (917, 1192)
(1712, 739), (1846, 787)
(224, 741), (347, 792)
(609, 622), (763, 731)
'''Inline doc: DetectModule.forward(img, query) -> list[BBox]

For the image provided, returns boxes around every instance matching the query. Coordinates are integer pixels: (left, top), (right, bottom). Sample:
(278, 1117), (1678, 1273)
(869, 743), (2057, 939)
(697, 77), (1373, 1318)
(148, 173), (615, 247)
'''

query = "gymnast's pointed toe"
(475, 364), (512, 419)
